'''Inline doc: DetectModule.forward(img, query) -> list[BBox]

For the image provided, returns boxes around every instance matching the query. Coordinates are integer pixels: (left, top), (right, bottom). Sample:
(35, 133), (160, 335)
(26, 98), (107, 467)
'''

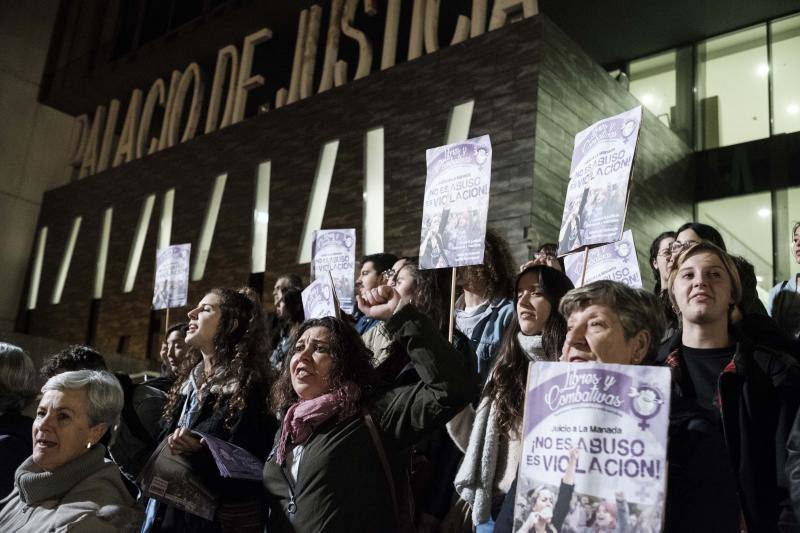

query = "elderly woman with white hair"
(0, 369), (141, 532)
(0, 343), (37, 498)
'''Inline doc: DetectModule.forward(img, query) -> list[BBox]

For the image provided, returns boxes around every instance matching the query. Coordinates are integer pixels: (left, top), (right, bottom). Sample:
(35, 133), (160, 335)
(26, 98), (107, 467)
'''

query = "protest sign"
(194, 432), (263, 481)
(419, 135), (492, 269)
(514, 362), (671, 532)
(138, 438), (218, 520)
(152, 244), (191, 310)
(564, 230), (643, 289)
(138, 432), (264, 521)
(557, 107), (642, 257)
(311, 229), (355, 314)
(301, 277), (338, 319)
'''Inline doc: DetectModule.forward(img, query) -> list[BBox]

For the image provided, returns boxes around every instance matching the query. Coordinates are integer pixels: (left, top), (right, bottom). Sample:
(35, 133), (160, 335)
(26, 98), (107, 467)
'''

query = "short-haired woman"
(142, 287), (278, 532)
(446, 265), (574, 531)
(262, 297), (477, 531)
(659, 242), (800, 531)
(769, 221), (800, 341)
(0, 370), (140, 531)
(0, 343), (37, 497)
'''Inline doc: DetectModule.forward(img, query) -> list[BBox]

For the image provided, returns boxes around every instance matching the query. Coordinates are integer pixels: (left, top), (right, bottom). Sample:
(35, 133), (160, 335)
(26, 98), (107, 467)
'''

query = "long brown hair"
(483, 265), (574, 437)
(460, 228), (515, 301)
(163, 287), (272, 430)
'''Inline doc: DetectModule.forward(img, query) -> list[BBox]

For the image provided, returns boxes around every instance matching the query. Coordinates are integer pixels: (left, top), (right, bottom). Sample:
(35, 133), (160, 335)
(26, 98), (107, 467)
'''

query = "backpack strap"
(363, 413), (399, 524)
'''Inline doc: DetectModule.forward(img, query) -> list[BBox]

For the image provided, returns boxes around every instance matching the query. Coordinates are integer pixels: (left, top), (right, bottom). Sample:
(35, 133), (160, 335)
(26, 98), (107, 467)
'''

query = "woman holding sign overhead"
(141, 287), (277, 533)
(262, 293), (476, 532)
(445, 265), (573, 532)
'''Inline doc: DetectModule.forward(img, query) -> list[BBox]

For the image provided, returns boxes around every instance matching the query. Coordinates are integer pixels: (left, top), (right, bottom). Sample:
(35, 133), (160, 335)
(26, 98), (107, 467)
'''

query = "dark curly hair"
(460, 228), (515, 301)
(41, 345), (107, 379)
(163, 287), (273, 430)
(271, 316), (379, 415)
(482, 265), (574, 438)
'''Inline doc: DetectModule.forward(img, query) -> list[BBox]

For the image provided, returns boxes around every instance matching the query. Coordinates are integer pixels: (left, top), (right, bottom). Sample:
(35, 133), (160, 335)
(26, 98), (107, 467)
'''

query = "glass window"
(629, 51), (676, 128)
(771, 14), (800, 135)
(697, 192), (773, 307)
(696, 25), (769, 148)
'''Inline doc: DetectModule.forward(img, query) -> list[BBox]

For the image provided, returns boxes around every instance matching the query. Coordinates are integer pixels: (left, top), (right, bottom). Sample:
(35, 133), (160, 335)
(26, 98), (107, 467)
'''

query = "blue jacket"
(455, 297), (515, 383)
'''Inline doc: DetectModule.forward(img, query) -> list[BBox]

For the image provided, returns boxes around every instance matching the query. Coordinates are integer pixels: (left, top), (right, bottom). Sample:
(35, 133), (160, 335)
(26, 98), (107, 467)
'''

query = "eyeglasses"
(669, 240), (698, 254)
(534, 252), (556, 260)
(656, 249), (672, 259)
(381, 269), (397, 283)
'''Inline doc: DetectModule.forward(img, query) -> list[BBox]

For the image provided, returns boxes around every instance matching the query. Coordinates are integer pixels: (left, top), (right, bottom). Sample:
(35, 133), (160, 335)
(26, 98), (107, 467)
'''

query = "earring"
(86, 442), (92, 449)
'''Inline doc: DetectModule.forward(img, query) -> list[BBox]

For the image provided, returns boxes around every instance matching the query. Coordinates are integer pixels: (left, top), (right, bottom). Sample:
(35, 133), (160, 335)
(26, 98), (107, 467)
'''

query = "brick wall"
(18, 15), (693, 359)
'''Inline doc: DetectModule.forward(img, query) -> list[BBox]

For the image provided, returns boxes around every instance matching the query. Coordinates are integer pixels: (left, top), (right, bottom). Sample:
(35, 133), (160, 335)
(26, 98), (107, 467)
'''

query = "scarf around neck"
(15, 444), (109, 504)
(517, 333), (545, 361)
(275, 382), (360, 465)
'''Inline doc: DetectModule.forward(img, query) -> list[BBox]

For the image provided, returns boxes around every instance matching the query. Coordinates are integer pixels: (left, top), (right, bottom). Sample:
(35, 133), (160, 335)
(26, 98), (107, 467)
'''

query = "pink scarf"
(275, 381), (361, 464)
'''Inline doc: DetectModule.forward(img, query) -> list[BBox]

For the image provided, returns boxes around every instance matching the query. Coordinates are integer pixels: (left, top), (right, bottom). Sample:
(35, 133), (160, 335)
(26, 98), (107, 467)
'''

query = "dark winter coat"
(657, 327), (800, 532)
(262, 304), (478, 532)
(0, 411), (32, 499)
(144, 366), (278, 533)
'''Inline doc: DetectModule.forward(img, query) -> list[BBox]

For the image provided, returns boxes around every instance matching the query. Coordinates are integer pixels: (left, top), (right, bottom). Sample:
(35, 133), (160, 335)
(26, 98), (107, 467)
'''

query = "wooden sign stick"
(579, 246), (590, 287)
(328, 271), (342, 320)
(448, 267), (457, 343)
(165, 308), (170, 337)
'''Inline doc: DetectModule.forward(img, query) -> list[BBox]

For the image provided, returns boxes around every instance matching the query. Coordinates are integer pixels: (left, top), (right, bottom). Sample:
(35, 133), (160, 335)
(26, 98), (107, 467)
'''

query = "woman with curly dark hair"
(455, 228), (517, 383)
(263, 296), (477, 532)
(142, 286), (278, 533)
(446, 265), (573, 531)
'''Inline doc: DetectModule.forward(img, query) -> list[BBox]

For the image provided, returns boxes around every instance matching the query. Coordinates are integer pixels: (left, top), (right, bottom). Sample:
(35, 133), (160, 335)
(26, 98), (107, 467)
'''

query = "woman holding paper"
(445, 264), (574, 532)
(262, 294), (477, 532)
(141, 287), (277, 533)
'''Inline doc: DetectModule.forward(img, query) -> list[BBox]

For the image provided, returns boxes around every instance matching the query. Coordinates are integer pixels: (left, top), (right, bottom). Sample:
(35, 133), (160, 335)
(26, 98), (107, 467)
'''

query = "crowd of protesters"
(0, 219), (799, 532)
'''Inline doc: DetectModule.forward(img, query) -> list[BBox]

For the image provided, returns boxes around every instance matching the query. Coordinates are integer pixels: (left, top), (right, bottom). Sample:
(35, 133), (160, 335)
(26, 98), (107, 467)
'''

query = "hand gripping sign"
(557, 107), (642, 257)
(514, 362), (671, 532)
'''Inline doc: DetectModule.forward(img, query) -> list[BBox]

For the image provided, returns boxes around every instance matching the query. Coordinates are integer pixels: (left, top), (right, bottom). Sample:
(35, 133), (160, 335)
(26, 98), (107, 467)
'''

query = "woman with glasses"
(445, 265), (574, 532)
(650, 231), (678, 341)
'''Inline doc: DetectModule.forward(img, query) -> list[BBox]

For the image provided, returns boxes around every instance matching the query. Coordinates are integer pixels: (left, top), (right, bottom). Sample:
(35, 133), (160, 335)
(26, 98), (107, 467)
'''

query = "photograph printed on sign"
(301, 277), (337, 319)
(557, 107), (642, 257)
(514, 362), (671, 533)
(152, 243), (191, 310)
(419, 135), (492, 270)
(311, 229), (355, 314)
(564, 230), (642, 289)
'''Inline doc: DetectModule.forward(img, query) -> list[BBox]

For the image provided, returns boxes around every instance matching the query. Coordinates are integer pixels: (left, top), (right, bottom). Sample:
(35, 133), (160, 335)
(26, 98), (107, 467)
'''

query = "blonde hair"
(667, 242), (742, 314)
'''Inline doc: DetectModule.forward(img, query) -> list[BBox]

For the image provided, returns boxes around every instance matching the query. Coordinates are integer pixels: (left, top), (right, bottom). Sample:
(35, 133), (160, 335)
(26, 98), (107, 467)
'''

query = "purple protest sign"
(152, 243), (191, 310)
(514, 362), (671, 532)
(311, 229), (355, 314)
(557, 107), (642, 257)
(563, 230), (643, 288)
(419, 135), (492, 269)
(301, 278), (337, 319)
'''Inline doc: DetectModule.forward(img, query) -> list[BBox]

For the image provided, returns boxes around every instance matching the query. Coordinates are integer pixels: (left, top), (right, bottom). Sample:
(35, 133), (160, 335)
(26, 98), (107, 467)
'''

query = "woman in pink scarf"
(263, 296), (478, 532)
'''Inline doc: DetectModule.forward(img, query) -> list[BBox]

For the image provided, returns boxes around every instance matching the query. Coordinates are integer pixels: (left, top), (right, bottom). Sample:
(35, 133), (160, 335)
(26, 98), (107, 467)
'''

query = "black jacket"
(147, 369), (278, 532)
(0, 411), (32, 499)
(263, 305), (478, 532)
(657, 327), (800, 532)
